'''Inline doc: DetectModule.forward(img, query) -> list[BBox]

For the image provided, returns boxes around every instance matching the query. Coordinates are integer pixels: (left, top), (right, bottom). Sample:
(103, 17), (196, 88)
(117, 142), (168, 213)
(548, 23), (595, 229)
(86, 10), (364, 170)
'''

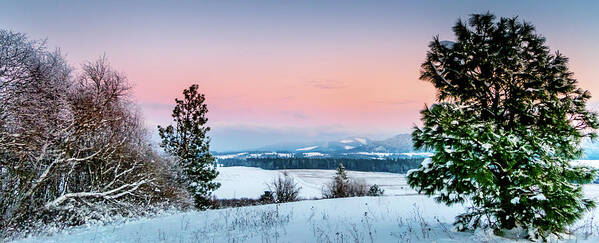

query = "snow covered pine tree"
(407, 13), (599, 239)
(323, 163), (350, 198)
(158, 84), (220, 209)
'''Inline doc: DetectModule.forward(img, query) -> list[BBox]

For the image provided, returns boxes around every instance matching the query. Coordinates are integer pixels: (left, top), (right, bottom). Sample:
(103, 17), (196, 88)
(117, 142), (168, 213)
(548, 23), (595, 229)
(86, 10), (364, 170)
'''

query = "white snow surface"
(354, 137), (367, 144)
(17, 192), (599, 242)
(302, 152), (325, 157)
(214, 152), (247, 159)
(17, 196), (469, 243)
(400, 152), (435, 157)
(296, 146), (318, 151)
(213, 166), (415, 199)
(355, 152), (397, 157)
(573, 160), (599, 168)
(14, 166), (599, 242)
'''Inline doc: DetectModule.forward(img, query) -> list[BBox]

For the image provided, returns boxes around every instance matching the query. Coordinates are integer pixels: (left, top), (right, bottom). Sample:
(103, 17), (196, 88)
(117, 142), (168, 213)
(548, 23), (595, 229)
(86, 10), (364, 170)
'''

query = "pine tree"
(332, 163), (349, 198)
(158, 84), (220, 209)
(336, 163), (348, 180)
(407, 13), (599, 239)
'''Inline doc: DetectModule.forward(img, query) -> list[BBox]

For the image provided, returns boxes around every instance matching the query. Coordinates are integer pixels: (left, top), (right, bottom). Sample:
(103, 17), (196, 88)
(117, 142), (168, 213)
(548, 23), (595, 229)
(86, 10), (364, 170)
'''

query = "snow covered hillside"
(14, 166), (599, 243)
(15, 189), (599, 243)
(15, 196), (462, 242)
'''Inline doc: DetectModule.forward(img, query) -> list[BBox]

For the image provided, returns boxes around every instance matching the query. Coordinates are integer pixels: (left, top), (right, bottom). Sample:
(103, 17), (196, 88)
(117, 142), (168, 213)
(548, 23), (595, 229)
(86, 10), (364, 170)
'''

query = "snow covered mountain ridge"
(214, 134), (599, 160)
(248, 134), (412, 153)
(213, 134), (427, 160)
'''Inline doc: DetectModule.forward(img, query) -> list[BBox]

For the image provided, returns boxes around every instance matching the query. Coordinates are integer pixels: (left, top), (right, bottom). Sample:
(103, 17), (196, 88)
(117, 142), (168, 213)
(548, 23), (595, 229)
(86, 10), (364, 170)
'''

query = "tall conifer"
(408, 13), (599, 239)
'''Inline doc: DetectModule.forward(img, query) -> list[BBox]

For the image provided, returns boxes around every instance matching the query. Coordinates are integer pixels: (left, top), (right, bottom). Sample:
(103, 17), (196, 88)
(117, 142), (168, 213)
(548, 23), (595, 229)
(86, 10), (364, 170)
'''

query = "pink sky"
(2, 1), (598, 151)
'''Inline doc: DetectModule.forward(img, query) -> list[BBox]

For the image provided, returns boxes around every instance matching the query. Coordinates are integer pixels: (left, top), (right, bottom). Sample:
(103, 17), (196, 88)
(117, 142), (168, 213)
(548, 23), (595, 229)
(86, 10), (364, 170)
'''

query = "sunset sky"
(2, 1), (598, 151)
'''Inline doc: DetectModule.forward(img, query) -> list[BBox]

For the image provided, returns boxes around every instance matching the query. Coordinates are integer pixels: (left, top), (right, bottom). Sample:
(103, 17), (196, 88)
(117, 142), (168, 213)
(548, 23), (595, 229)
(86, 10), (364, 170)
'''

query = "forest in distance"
(219, 157), (424, 173)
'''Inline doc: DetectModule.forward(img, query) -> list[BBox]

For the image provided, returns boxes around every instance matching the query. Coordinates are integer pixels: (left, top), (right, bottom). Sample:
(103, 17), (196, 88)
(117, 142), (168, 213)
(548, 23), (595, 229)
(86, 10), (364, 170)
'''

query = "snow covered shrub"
(269, 172), (301, 203)
(210, 197), (264, 208)
(407, 13), (598, 240)
(367, 184), (384, 196)
(158, 84), (220, 210)
(260, 191), (275, 204)
(347, 178), (369, 197)
(0, 30), (186, 238)
(323, 163), (378, 198)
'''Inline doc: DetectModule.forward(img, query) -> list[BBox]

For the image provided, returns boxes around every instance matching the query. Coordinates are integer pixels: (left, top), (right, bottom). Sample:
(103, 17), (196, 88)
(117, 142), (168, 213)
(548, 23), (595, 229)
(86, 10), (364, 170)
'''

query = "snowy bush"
(259, 191), (276, 204)
(367, 184), (384, 196)
(323, 163), (380, 198)
(268, 171), (301, 203)
(0, 29), (188, 238)
(348, 179), (369, 197)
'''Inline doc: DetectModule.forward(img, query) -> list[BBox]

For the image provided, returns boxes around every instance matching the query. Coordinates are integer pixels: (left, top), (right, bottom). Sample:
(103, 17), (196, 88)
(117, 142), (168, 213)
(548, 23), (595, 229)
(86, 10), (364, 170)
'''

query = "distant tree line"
(219, 157), (423, 173)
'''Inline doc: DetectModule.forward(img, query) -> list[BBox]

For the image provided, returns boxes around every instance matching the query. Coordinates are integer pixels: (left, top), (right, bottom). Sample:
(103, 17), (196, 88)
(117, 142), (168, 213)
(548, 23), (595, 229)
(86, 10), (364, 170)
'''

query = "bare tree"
(268, 171), (301, 203)
(0, 30), (187, 237)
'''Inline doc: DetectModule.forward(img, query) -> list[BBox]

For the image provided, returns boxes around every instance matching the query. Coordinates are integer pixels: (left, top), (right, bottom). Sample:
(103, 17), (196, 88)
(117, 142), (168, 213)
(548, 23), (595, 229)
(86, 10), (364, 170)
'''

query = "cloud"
(277, 96), (294, 101)
(307, 80), (348, 90)
(370, 99), (420, 106)
(279, 110), (309, 120)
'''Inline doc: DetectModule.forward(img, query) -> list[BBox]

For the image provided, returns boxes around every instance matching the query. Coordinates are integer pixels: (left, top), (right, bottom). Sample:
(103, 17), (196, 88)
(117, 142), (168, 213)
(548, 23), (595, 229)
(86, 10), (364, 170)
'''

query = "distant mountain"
(240, 134), (418, 154)
(212, 134), (431, 161)
(253, 141), (327, 152)
(582, 139), (599, 160)
(327, 137), (372, 151)
(358, 134), (414, 153)
(297, 135), (416, 153)
(214, 134), (599, 161)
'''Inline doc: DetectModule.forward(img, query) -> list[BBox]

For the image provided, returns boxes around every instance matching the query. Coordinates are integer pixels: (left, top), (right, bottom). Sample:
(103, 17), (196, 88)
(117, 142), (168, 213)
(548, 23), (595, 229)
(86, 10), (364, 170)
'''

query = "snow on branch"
(45, 179), (153, 209)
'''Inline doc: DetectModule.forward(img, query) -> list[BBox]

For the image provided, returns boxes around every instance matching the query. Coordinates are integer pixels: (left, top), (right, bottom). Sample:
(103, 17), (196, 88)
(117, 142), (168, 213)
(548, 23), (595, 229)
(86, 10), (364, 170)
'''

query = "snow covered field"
(15, 193), (599, 242)
(13, 166), (599, 242)
(213, 166), (415, 199)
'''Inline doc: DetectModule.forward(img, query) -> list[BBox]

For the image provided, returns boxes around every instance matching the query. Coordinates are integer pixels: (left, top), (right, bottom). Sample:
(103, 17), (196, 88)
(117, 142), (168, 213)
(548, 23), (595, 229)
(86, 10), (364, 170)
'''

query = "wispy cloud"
(279, 110), (309, 120)
(307, 80), (348, 90)
(370, 99), (420, 105)
(276, 96), (295, 102)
